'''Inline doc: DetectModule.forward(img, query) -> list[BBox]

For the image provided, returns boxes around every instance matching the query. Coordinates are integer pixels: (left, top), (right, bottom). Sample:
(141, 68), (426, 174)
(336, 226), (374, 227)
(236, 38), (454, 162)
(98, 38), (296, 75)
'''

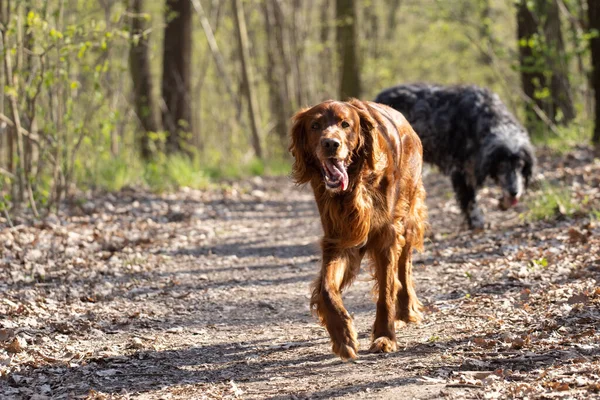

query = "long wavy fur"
(375, 83), (536, 228)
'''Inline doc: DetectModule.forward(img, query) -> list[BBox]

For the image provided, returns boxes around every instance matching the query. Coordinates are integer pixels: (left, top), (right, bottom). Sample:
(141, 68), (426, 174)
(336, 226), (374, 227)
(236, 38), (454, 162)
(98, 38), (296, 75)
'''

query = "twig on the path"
(453, 313), (495, 319)
(460, 351), (520, 357)
(29, 349), (75, 364)
(446, 383), (482, 389)
(420, 314), (489, 328)
(133, 333), (157, 341)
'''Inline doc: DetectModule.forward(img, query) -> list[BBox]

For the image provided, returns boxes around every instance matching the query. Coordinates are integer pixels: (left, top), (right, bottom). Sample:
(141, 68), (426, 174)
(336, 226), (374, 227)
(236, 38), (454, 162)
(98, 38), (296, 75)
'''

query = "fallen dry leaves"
(0, 148), (599, 399)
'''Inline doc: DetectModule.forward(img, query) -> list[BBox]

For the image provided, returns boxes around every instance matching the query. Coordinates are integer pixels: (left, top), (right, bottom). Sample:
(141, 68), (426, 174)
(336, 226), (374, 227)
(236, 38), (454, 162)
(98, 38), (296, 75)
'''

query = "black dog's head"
(476, 129), (535, 210)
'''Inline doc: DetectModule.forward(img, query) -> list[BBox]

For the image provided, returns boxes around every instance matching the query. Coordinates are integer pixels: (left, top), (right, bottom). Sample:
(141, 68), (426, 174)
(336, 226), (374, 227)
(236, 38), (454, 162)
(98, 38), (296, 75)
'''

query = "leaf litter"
(0, 149), (599, 399)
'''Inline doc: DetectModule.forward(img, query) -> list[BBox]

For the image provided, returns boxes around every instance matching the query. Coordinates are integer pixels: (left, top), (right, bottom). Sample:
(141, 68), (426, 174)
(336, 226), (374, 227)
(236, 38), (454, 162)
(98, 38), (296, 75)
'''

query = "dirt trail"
(1, 149), (599, 399)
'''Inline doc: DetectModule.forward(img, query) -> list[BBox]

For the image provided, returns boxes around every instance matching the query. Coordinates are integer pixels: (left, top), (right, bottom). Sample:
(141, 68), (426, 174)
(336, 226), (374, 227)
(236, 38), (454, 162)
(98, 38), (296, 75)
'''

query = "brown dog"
(289, 99), (427, 360)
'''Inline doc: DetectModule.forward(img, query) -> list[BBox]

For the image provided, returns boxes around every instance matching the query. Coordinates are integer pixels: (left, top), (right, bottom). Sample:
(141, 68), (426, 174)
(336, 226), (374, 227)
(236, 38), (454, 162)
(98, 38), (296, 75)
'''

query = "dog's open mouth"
(322, 158), (349, 191)
(499, 194), (519, 210)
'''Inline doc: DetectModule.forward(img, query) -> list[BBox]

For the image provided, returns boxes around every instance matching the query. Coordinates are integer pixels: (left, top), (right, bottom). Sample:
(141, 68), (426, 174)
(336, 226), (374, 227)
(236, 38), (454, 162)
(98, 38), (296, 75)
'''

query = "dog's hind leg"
(311, 244), (364, 360)
(395, 242), (423, 325)
(451, 170), (484, 230)
(368, 226), (401, 353)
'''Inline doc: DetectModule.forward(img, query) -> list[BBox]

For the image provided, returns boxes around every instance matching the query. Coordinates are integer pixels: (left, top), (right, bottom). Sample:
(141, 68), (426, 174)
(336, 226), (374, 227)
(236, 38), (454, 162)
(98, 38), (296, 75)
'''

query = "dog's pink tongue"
(511, 198), (518, 206)
(333, 160), (349, 191)
(341, 172), (348, 191)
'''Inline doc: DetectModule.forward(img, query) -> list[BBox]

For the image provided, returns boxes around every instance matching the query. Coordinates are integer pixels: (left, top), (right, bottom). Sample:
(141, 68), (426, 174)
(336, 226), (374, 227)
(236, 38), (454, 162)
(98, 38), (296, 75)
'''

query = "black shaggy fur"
(374, 83), (536, 229)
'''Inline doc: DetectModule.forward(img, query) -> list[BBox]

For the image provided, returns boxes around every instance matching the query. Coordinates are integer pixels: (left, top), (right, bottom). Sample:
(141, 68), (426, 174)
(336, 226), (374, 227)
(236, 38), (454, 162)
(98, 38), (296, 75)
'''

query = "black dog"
(375, 83), (536, 229)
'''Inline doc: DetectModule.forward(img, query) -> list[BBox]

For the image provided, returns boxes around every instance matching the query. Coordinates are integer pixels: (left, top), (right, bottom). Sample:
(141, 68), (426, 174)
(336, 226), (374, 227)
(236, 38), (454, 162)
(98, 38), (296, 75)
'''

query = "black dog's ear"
(347, 99), (377, 170)
(521, 142), (536, 188)
(289, 108), (312, 184)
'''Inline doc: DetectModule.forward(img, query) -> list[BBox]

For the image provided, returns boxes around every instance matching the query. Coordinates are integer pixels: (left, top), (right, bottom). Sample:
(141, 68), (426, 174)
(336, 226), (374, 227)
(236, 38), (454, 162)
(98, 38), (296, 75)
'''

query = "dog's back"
(375, 83), (535, 230)
(374, 83), (520, 173)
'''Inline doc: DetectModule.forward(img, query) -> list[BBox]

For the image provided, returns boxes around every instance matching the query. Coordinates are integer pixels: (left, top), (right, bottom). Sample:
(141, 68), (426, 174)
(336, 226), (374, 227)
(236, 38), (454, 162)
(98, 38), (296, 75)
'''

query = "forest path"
(1, 149), (599, 399)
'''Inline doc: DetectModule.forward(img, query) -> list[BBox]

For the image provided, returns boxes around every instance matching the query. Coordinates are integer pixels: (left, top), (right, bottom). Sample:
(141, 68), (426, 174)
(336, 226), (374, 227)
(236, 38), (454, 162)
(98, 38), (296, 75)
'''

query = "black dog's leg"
(451, 171), (484, 230)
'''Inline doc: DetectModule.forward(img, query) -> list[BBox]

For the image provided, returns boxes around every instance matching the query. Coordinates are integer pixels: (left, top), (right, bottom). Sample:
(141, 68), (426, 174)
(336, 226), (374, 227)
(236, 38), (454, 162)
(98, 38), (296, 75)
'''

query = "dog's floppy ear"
(347, 99), (377, 170)
(289, 108), (312, 184)
(521, 142), (536, 188)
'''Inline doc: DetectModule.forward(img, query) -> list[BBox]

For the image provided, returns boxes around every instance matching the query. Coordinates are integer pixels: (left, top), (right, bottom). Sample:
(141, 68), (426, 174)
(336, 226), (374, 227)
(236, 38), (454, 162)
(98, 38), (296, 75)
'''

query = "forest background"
(0, 0), (599, 216)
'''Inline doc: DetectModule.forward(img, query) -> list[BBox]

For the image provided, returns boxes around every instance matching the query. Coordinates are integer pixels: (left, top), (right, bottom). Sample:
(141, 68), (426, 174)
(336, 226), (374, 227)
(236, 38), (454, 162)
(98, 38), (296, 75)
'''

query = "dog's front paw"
(467, 213), (485, 230)
(369, 336), (397, 353)
(330, 323), (359, 360)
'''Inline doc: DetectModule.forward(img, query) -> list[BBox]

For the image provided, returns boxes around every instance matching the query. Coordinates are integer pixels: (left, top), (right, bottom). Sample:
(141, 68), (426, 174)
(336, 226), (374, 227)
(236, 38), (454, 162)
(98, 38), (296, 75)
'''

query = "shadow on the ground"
(4, 324), (599, 399)
(166, 241), (319, 259)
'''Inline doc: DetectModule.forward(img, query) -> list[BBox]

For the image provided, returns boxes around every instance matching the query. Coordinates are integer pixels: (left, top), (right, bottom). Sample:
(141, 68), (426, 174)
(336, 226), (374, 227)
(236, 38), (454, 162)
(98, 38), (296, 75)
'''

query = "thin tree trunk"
(1, 29), (38, 216)
(264, 0), (289, 146)
(543, 0), (576, 124)
(318, 1), (334, 98)
(191, 0), (241, 120)
(100, 1), (119, 155)
(363, 3), (380, 59)
(478, 0), (493, 66)
(290, 0), (306, 107)
(561, 0), (590, 116)
(24, 3), (37, 179)
(0, 63), (4, 170)
(128, 0), (160, 160)
(386, 0), (401, 36)
(233, 0), (262, 159)
(0, 2), (12, 184)
(336, 0), (361, 99)
(589, 0), (600, 148)
(272, 0), (295, 109)
(517, 0), (549, 130)
(162, 0), (192, 154)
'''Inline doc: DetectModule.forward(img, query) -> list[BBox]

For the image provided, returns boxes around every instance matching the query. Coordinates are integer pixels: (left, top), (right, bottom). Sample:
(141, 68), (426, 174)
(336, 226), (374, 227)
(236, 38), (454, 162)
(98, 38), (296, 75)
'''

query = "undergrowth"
(523, 181), (580, 222)
(75, 151), (291, 193)
(530, 117), (593, 154)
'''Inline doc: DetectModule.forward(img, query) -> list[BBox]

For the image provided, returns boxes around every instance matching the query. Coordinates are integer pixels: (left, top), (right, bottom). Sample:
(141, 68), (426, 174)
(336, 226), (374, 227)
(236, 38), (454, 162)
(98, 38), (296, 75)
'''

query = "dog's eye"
(341, 121), (350, 128)
(311, 122), (320, 130)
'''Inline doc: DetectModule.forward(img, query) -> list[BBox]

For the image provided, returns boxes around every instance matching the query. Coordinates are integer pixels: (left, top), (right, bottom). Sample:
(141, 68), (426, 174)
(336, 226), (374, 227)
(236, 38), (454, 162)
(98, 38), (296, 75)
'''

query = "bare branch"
(0, 112), (41, 143)
(191, 0), (241, 118)
(0, 167), (15, 179)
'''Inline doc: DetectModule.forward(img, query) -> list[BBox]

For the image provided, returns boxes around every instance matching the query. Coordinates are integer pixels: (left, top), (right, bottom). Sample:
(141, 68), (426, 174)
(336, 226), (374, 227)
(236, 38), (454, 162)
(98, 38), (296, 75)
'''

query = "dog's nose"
(321, 138), (340, 151)
(508, 188), (519, 197)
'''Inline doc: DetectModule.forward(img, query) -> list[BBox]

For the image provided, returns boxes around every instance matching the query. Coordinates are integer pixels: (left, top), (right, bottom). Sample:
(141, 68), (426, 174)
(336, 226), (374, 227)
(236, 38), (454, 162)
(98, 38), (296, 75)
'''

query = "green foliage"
(524, 181), (580, 222)
(146, 154), (210, 192)
(82, 156), (144, 193)
(71, 148), (287, 193)
(0, 0), (596, 216)
(529, 257), (549, 270)
(531, 117), (594, 152)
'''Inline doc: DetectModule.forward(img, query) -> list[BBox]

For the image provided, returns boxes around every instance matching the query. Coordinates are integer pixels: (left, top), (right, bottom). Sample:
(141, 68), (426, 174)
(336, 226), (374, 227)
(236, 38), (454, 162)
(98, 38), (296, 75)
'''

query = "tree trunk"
(590, 0), (600, 148)
(233, 0), (262, 159)
(129, 0), (160, 160)
(162, 0), (192, 154)
(290, 0), (306, 107)
(517, 0), (549, 130)
(100, 1), (119, 156)
(543, 0), (576, 124)
(0, 3), (12, 182)
(23, 4), (38, 181)
(336, 0), (361, 99)
(272, 1), (295, 109)
(386, 0), (402, 36)
(318, 1), (334, 98)
(263, 0), (290, 147)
